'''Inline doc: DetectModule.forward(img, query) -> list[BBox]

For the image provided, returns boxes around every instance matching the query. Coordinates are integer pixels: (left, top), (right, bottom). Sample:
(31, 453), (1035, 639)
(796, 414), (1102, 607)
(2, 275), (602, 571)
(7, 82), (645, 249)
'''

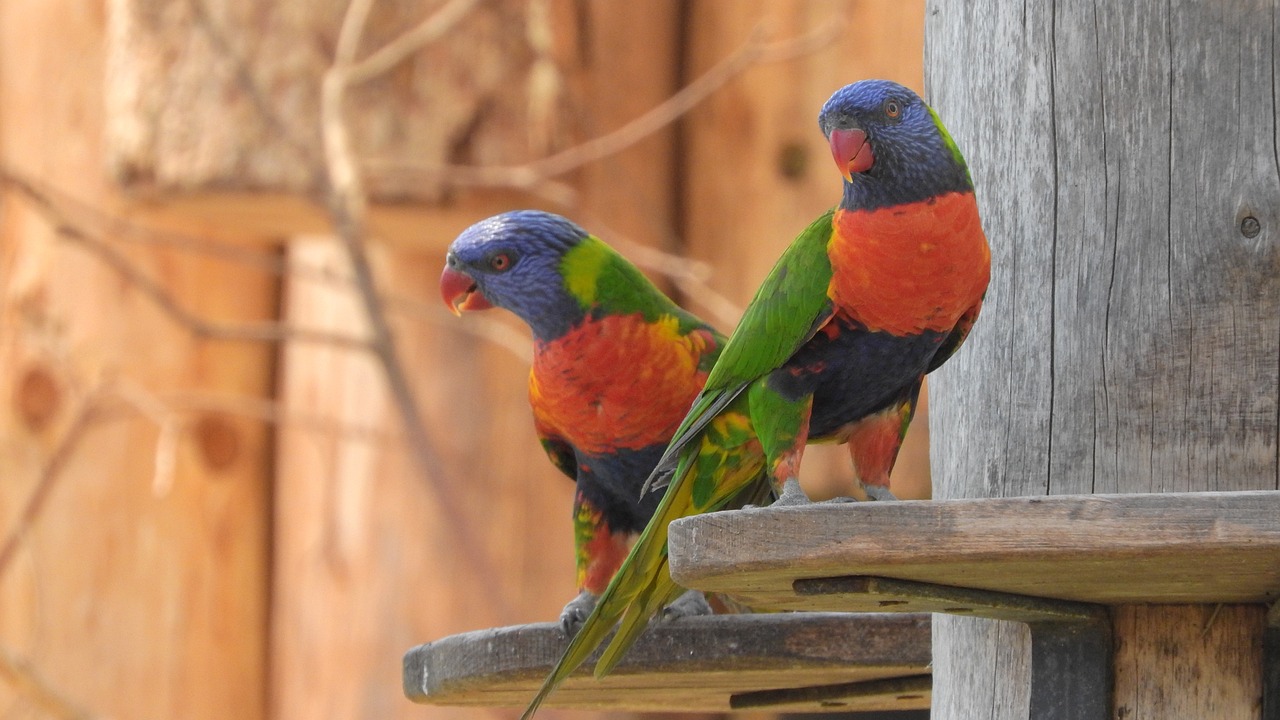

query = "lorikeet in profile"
(521, 79), (991, 717)
(440, 210), (731, 630)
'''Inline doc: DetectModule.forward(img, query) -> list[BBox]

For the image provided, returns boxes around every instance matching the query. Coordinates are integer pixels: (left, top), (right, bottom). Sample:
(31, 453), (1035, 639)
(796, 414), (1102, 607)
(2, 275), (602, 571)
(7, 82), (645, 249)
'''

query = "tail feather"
(522, 398), (766, 718)
(593, 561), (681, 678)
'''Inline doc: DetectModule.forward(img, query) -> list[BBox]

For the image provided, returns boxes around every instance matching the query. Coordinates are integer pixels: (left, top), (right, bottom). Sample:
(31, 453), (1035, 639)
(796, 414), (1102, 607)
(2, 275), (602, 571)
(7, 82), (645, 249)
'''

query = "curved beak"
(828, 127), (873, 181)
(440, 266), (492, 315)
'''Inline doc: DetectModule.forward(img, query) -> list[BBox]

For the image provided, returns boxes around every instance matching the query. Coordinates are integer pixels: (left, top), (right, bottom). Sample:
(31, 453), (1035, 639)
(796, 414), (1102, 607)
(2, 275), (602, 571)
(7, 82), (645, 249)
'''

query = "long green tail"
(520, 396), (766, 718)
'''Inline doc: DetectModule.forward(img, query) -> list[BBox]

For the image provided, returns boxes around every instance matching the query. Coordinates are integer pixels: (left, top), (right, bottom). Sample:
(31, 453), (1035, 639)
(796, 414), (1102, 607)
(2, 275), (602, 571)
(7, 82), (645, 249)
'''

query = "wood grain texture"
(668, 492), (1280, 608)
(924, 0), (1280, 717)
(1113, 605), (1266, 719)
(0, 3), (271, 718)
(404, 614), (932, 713)
(679, 0), (932, 501)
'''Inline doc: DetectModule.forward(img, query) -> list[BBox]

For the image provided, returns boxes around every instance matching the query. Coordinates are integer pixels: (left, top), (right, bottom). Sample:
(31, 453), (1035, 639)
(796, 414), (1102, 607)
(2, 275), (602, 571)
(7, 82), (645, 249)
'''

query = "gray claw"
(865, 485), (899, 501)
(559, 590), (597, 635)
(770, 478), (812, 507)
(658, 589), (713, 622)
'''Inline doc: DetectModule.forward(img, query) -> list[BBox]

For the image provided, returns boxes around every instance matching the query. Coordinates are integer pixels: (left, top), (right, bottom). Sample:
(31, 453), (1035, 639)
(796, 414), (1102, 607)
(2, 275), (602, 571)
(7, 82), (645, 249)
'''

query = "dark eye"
(488, 253), (512, 272)
(884, 99), (902, 119)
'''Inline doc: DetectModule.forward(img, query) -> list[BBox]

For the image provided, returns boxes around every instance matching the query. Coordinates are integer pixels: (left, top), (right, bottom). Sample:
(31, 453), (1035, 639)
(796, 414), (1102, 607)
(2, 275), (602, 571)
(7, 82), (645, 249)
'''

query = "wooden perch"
(403, 613), (931, 713)
(667, 491), (1280, 610)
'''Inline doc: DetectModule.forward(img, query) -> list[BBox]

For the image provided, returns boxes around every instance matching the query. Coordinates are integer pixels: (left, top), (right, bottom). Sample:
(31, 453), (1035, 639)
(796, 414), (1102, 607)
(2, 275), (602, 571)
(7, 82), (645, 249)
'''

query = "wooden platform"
(403, 613), (931, 713)
(667, 491), (1280, 612)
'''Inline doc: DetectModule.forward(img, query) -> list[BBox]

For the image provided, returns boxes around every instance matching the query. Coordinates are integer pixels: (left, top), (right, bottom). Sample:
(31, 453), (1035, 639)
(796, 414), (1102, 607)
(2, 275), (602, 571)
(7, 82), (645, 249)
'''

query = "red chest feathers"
(530, 314), (716, 455)
(829, 192), (991, 335)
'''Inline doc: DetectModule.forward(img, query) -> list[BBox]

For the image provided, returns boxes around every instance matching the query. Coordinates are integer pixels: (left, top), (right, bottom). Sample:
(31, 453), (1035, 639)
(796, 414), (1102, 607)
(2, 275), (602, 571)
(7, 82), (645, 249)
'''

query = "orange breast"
(530, 314), (716, 454)
(829, 192), (991, 335)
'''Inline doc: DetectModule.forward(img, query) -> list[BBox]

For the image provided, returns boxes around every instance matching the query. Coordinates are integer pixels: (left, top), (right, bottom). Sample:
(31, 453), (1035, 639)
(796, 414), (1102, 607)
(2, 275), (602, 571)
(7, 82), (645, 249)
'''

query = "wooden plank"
(404, 613), (931, 713)
(679, 0), (932, 501)
(0, 4), (271, 719)
(924, 0), (1280, 717)
(668, 492), (1280, 609)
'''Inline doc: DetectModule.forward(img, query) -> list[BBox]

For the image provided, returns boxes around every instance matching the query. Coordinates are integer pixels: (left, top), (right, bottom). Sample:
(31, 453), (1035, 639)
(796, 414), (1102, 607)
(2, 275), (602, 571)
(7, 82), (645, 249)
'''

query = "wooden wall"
(0, 2), (924, 719)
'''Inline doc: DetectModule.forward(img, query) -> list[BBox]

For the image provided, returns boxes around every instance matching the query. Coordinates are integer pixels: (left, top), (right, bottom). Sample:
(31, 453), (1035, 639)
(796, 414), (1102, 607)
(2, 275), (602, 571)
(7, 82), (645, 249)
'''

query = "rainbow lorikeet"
(440, 210), (736, 630)
(521, 79), (991, 717)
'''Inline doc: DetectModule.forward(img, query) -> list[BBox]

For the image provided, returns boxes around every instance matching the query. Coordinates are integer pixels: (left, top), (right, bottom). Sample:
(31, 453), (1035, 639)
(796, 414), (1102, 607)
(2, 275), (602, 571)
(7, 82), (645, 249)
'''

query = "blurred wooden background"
(0, 1), (925, 719)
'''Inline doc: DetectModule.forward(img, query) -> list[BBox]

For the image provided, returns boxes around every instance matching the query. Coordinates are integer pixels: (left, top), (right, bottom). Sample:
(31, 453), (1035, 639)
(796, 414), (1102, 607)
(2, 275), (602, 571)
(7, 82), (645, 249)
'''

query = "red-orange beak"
(829, 127), (873, 181)
(440, 266), (492, 316)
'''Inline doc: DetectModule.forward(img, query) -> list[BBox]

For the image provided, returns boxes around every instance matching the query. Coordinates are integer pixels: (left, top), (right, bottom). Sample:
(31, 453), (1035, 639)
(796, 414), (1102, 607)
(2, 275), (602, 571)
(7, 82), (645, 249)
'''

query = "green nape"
(928, 106), (973, 187)
(560, 235), (704, 331)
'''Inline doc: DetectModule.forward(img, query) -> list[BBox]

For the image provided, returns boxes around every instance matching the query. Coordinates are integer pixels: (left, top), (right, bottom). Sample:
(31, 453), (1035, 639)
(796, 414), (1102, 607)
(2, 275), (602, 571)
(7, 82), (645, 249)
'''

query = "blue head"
(441, 210), (589, 340)
(818, 80), (973, 210)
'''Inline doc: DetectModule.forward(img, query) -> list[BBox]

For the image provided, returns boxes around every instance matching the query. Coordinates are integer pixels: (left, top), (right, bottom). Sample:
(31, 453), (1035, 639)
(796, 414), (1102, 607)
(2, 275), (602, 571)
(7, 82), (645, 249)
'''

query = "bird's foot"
(657, 589), (713, 623)
(864, 485), (899, 501)
(559, 590), (597, 636)
(770, 477), (813, 507)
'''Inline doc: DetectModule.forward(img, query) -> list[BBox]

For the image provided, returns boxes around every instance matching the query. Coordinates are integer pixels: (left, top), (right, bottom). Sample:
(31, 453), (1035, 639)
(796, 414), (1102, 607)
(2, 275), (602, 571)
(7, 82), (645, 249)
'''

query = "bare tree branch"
(187, 0), (320, 180)
(344, 0), (483, 86)
(366, 15), (846, 190)
(324, 0), (518, 621)
(0, 170), (373, 352)
(62, 227), (373, 350)
(0, 397), (105, 583)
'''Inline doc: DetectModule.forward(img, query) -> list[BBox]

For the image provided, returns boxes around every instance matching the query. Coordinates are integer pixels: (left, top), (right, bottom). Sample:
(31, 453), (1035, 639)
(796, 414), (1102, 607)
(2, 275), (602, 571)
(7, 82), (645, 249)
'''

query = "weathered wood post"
(925, 1), (1280, 718)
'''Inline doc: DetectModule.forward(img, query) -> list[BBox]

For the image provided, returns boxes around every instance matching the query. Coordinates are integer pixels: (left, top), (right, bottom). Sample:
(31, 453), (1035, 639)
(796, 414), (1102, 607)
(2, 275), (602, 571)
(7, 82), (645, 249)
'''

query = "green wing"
(643, 209), (837, 490)
(704, 209), (838, 391)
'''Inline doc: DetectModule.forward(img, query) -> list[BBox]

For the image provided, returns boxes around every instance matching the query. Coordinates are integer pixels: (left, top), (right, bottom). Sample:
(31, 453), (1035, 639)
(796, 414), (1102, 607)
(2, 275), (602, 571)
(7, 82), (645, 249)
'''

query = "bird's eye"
(884, 99), (902, 119)
(488, 253), (512, 272)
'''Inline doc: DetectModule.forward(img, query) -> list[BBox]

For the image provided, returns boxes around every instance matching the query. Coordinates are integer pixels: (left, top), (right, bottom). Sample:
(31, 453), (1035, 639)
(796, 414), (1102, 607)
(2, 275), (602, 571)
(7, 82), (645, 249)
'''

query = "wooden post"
(925, 1), (1280, 718)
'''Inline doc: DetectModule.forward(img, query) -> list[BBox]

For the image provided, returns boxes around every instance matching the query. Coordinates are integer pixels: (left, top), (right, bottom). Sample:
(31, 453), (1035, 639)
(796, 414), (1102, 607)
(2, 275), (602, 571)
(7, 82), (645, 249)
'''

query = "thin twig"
(366, 15), (846, 190)
(0, 398), (104, 583)
(0, 169), (289, 275)
(60, 227), (372, 351)
(187, 0), (320, 180)
(113, 379), (183, 497)
(324, 0), (518, 621)
(0, 643), (95, 720)
(344, 0), (483, 86)
(159, 389), (402, 445)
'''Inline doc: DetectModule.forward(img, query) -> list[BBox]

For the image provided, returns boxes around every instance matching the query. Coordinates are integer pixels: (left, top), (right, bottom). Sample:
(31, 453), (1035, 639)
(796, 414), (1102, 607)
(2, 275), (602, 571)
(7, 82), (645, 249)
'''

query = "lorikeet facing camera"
(441, 210), (733, 630)
(521, 79), (991, 717)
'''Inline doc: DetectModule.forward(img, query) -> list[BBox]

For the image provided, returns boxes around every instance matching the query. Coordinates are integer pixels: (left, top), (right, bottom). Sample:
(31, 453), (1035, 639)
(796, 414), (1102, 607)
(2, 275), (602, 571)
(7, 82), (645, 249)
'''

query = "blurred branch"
(64, 227), (372, 350)
(365, 13), (844, 329)
(324, 0), (519, 620)
(366, 16), (845, 190)
(0, 643), (95, 720)
(0, 171), (373, 352)
(344, 0), (483, 85)
(188, 0), (317, 174)
(0, 395), (105, 584)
